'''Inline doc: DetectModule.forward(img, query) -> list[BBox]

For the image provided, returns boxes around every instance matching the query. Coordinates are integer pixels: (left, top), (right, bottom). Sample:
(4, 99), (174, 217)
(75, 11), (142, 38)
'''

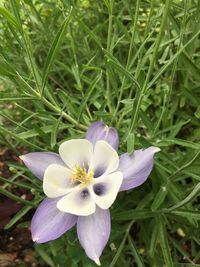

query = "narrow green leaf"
(4, 205), (32, 230)
(148, 30), (200, 89)
(128, 235), (145, 267)
(158, 138), (200, 150)
(115, 209), (159, 221)
(109, 221), (134, 267)
(149, 218), (159, 257)
(104, 50), (141, 91)
(78, 19), (102, 48)
(168, 210), (200, 220)
(0, 7), (21, 30)
(0, 187), (35, 206)
(34, 245), (56, 267)
(50, 117), (62, 149)
(41, 8), (73, 93)
(127, 133), (135, 154)
(0, 126), (45, 151)
(18, 124), (69, 140)
(151, 186), (168, 211)
(0, 175), (37, 190)
(181, 52), (200, 82)
(158, 217), (174, 267)
(78, 71), (102, 120)
(167, 183), (200, 211)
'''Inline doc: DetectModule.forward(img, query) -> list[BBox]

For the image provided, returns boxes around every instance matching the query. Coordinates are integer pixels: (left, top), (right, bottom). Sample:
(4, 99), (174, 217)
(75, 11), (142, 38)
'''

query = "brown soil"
(0, 147), (39, 267)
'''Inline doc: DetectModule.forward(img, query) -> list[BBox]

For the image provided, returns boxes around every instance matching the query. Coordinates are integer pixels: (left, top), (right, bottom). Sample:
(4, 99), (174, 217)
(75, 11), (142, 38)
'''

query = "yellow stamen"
(69, 164), (94, 186)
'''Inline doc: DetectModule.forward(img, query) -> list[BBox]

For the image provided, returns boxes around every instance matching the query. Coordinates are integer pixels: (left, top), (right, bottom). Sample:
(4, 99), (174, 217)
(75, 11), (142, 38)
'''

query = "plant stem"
(128, 0), (172, 138)
(112, 0), (140, 122)
(106, 0), (114, 113)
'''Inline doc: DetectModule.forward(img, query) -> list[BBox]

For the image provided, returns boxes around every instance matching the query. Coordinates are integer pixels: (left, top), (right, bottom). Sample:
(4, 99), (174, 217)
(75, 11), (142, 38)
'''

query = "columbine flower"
(20, 121), (160, 265)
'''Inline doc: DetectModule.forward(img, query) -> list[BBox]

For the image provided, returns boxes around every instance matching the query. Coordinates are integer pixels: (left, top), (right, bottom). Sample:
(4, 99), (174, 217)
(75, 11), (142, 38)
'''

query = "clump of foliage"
(0, 0), (200, 266)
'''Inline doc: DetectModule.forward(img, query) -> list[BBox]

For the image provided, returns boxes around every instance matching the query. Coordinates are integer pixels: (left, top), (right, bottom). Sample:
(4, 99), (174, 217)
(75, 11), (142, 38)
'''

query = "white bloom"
(43, 139), (123, 216)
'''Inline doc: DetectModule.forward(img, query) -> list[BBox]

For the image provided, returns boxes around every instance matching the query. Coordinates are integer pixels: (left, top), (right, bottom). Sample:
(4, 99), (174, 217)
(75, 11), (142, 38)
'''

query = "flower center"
(69, 164), (94, 186)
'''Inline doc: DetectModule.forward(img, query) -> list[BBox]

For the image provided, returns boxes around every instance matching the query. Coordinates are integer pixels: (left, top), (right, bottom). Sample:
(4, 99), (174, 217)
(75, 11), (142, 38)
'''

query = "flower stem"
(127, 0), (172, 139)
(41, 97), (87, 131)
(106, 0), (114, 113)
(112, 0), (140, 122)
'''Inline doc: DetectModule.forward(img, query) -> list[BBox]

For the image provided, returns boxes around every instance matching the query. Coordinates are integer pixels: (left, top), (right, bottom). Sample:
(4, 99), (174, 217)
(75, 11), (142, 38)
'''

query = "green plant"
(0, 0), (200, 266)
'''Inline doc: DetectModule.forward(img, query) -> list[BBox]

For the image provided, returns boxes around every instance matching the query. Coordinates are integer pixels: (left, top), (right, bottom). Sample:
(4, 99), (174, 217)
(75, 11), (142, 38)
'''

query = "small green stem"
(162, 0), (187, 128)
(0, 187), (36, 206)
(126, 0), (141, 68)
(108, 220), (134, 267)
(128, 0), (172, 138)
(10, 0), (40, 92)
(144, 0), (155, 39)
(112, 0), (140, 122)
(41, 97), (87, 131)
(106, 0), (114, 113)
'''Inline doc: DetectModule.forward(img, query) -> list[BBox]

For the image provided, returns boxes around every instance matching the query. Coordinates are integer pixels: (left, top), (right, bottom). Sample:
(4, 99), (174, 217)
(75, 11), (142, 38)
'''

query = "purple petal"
(20, 152), (66, 180)
(86, 121), (119, 150)
(77, 207), (110, 265)
(119, 147), (160, 191)
(31, 198), (77, 243)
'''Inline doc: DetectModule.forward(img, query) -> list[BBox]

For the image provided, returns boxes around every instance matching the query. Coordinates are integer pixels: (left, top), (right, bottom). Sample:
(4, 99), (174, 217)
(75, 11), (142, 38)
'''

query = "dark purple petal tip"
(86, 121), (119, 150)
(119, 146), (160, 191)
(20, 152), (65, 180)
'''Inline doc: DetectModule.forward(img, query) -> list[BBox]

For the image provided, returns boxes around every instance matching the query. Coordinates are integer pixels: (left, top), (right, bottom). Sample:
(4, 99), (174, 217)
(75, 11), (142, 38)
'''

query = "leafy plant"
(0, 0), (200, 266)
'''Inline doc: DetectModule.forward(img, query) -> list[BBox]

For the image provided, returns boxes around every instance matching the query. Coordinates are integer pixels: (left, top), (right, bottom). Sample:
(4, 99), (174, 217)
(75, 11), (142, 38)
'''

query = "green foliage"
(0, 0), (200, 266)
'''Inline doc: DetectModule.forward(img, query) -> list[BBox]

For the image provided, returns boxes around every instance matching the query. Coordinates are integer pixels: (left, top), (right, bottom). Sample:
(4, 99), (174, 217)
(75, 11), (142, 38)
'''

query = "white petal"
(92, 140), (119, 177)
(59, 139), (93, 169)
(91, 171), (123, 209)
(43, 164), (75, 198)
(57, 187), (96, 216)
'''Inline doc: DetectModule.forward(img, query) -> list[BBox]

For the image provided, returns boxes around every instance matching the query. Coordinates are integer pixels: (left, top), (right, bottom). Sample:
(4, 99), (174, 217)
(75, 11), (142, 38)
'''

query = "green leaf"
(158, 217), (174, 267)
(158, 138), (200, 150)
(18, 124), (69, 140)
(128, 235), (145, 267)
(181, 52), (200, 82)
(34, 245), (56, 267)
(78, 19), (102, 48)
(167, 183), (200, 211)
(108, 221), (133, 267)
(168, 210), (200, 220)
(104, 49), (141, 91)
(115, 209), (159, 221)
(4, 205), (32, 229)
(78, 71), (102, 120)
(41, 8), (73, 94)
(148, 30), (200, 89)
(0, 7), (21, 30)
(0, 126), (45, 151)
(0, 187), (35, 206)
(151, 185), (168, 211)
(50, 117), (62, 149)
(127, 133), (135, 154)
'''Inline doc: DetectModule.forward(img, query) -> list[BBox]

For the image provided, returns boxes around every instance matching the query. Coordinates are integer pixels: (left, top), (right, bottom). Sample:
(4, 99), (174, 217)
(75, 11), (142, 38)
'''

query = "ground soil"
(0, 147), (39, 267)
